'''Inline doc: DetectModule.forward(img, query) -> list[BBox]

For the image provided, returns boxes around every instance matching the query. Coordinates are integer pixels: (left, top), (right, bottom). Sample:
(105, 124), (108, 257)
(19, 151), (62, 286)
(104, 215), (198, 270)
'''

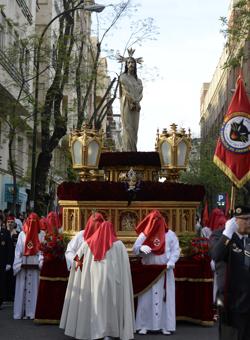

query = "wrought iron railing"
(8, 162), (24, 177)
(16, 0), (33, 25)
(0, 49), (30, 93)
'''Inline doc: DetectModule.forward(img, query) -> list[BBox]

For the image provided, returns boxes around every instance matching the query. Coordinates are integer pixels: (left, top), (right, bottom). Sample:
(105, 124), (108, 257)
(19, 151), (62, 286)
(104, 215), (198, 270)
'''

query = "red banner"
(202, 200), (209, 227)
(213, 75), (250, 188)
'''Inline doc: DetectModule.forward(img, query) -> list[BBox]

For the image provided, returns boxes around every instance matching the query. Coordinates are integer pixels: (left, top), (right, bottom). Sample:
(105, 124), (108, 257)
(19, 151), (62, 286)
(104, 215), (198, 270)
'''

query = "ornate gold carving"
(119, 211), (138, 231)
(60, 200), (199, 249)
(102, 166), (160, 183)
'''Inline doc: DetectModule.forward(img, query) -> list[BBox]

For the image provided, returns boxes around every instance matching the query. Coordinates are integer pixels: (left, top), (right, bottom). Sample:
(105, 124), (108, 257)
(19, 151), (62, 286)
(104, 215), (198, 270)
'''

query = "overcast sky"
(95, 0), (230, 151)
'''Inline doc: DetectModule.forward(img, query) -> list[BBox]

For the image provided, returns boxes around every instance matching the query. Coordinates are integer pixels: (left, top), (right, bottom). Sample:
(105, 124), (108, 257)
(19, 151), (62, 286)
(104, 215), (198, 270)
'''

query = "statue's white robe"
(133, 230), (180, 332)
(60, 240), (135, 340)
(13, 231), (44, 319)
(119, 73), (143, 152)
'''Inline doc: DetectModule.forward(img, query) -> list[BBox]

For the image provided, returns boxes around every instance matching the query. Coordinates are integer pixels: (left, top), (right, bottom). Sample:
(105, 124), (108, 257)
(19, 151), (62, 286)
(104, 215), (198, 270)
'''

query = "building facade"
(200, 0), (250, 142)
(0, 0), (37, 213)
(0, 0), (118, 213)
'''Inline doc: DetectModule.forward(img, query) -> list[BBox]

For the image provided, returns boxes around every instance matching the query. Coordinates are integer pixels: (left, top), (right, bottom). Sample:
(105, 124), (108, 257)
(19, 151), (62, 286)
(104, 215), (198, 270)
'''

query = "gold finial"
(180, 127), (186, 135)
(170, 123), (177, 132)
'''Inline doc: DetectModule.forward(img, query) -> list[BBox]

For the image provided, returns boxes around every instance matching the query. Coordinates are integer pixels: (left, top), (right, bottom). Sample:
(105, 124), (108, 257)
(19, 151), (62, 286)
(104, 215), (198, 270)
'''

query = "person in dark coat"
(0, 215), (13, 307)
(5, 216), (19, 301)
(210, 206), (250, 340)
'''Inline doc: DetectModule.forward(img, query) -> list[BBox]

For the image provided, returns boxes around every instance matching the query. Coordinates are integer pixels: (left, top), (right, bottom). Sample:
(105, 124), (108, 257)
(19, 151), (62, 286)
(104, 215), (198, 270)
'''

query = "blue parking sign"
(217, 193), (226, 206)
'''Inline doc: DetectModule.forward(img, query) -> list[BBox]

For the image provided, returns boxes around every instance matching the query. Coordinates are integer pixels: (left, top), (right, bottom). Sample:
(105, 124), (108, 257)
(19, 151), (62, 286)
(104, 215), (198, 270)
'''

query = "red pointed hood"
(47, 211), (61, 234)
(23, 213), (40, 256)
(87, 221), (118, 261)
(208, 208), (226, 230)
(84, 212), (104, 241)
(136, 209), (168, 255)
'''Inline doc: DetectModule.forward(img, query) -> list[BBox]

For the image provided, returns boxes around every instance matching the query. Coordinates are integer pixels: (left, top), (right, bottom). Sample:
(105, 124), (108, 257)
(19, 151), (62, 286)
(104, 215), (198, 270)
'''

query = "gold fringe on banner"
(213, 155), (250, 189)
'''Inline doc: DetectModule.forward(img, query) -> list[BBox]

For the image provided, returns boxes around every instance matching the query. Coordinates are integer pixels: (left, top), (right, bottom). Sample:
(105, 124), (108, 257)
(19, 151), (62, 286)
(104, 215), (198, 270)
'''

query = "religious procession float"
(36, 49), (214, 326)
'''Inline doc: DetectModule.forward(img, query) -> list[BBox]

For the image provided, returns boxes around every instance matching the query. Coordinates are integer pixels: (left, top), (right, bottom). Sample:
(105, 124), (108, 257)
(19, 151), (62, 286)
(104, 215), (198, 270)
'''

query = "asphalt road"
(0, 303), (218, 340)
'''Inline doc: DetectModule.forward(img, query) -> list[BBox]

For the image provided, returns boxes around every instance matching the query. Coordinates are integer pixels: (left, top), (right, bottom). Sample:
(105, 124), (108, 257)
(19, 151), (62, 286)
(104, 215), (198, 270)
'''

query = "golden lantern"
(155, 123), (192, 181)
(69, 124), (103, 181)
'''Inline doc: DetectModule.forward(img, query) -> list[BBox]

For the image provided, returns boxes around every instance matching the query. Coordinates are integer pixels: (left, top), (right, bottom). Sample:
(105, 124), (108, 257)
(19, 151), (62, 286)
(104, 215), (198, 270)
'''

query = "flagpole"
(229, 184), (236, 213)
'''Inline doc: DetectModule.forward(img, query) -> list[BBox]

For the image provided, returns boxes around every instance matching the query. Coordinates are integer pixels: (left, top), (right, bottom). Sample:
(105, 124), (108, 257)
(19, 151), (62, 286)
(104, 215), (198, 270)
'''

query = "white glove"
(167, 263), (174, 270)
(140, 245), (152, 254)
(5, 264), (11, 271)
(39, 261), (43, 270)
(210, 260), (215, 272)
(223, 217), (238, 239)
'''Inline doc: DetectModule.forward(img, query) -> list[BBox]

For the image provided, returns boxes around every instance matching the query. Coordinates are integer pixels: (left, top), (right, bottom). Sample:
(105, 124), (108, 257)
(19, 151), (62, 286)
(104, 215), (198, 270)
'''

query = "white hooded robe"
(60, 240), (135, 340)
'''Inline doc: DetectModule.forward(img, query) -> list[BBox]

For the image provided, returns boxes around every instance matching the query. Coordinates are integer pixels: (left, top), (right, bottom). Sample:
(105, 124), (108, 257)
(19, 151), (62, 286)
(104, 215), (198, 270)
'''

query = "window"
(54, 1), (61, 15)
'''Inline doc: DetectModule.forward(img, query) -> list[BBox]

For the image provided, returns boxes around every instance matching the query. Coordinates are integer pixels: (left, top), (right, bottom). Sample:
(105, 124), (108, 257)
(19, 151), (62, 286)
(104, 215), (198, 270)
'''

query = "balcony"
(8, 162), (24, 177)
(16, 0), (33, 25)
(0, 49), (30, 94)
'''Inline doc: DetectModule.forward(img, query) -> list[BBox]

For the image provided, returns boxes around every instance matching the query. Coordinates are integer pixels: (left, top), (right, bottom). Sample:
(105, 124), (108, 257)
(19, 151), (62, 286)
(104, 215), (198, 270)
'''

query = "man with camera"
(210, 206), (250, 340)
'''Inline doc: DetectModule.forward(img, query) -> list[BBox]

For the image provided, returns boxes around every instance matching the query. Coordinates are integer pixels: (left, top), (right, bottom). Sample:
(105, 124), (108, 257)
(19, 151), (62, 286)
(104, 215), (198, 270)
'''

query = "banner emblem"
(221, 112), (250, 154)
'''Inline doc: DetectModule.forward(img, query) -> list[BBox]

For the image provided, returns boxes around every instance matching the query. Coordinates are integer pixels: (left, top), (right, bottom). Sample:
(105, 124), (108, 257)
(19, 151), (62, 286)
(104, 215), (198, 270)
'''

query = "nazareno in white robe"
(64, 230), (84, 270)
(60, 240), (135, 340)
(13, 231), (44, 319)
(133, 230), (180, 332)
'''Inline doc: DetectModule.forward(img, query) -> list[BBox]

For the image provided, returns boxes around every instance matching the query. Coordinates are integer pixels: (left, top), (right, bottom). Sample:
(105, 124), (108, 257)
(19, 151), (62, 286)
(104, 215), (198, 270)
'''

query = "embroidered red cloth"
(131, 256), (214, 325)
(34, 255), (214, 325)
(130, 258), (166, 296)
(23, 213), (40, 256)
(136, 210), (168, 255)
(35, 257), (68, 323)
(87, 221), (117, 261)
(175, 257), (214, 324)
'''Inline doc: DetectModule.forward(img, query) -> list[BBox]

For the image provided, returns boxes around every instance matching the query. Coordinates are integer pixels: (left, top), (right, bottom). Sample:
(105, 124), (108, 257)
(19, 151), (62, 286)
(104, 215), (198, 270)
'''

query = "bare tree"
(34, 1), (75, 214)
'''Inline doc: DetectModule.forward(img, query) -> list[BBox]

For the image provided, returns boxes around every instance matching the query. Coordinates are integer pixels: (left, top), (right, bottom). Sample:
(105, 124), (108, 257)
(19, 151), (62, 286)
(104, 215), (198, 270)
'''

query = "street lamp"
(155, 123), (192, 181)
(69, 124), (103, 181)
(30, 1), (105, 208)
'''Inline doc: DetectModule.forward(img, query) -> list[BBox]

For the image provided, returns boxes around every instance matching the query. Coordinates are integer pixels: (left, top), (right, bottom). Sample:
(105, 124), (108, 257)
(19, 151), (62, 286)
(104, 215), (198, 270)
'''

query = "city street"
(0, 303), (218, 340)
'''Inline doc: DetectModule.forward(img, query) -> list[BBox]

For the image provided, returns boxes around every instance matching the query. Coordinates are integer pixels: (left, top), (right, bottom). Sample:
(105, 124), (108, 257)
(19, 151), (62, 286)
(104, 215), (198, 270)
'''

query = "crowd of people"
(1, 205), (250, 340)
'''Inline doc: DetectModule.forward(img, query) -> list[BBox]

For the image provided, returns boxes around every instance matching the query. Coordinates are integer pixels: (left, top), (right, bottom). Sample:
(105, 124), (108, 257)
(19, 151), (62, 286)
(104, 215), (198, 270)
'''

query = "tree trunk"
(34, 151), (53, 216)
(34, 11), (74, 216)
